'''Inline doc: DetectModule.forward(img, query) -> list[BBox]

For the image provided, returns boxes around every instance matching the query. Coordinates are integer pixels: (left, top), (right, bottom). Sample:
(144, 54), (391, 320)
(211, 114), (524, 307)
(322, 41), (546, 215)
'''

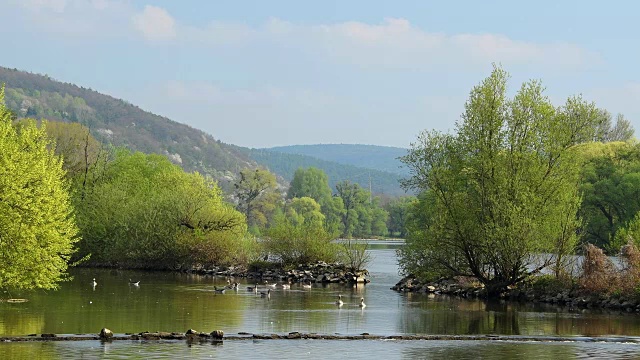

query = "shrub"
(579, 244), (618, 294)
(339, 239), (371, 271)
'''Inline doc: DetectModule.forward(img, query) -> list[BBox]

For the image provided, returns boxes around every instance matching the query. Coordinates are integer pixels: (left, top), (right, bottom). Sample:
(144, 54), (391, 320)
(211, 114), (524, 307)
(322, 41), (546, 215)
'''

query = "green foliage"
(234, 168), (281, 228)
(612, 211), (640, 252)
(399, 65), (601, 296)
(264, 197), (339, 266)
(287, 167), (345, 232)
(75, 149), (249, 268)
(383, 196), (415, 238)
(338, 239), (371, 272)
(335, 180), (388, 238)
(0, 90), (78, 290)
(577, 141), (640, 251)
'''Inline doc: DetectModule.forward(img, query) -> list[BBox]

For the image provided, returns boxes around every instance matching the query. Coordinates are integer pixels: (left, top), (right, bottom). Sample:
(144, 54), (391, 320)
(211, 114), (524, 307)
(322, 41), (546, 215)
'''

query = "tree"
(0, 89), (78, 290)
(75, 149), (248, 268)
(399, 66), (600, 296)
(287, 167), (345, 231)
(234, 168), (280, 229)
(384, 196), (415, 238)
(264, 197), (339, 266)
(577, 141), (640, 251)
(594, 109), (635, 142)
(335, 180), (388, 238)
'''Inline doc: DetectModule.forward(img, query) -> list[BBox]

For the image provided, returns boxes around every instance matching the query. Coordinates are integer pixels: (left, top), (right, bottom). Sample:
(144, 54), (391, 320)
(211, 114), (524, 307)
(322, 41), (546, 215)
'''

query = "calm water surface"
(3, 240), (640, 358)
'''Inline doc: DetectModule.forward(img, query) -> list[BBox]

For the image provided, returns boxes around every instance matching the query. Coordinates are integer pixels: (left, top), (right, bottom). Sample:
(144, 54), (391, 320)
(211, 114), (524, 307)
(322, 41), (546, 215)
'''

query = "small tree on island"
(399, 65), (601, 296)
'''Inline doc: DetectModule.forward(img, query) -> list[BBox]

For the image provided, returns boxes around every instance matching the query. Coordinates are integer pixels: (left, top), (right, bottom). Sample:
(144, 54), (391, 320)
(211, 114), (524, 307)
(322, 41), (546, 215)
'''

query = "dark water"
(3, 240), (640, 358)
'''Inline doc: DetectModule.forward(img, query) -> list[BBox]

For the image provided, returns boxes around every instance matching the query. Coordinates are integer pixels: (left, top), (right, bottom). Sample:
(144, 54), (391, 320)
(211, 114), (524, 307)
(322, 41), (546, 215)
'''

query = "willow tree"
(399, 66), (600, 296)
(0, 89), (78, 290)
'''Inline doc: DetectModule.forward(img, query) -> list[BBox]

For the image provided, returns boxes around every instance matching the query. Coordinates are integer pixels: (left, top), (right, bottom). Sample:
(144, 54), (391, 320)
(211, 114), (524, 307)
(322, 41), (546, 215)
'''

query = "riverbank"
(392, 275), (640, 312)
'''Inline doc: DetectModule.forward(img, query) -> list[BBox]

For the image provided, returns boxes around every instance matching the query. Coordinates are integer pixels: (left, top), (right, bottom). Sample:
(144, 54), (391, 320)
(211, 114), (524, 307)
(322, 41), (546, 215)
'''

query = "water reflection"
(2, 240), (640, 339)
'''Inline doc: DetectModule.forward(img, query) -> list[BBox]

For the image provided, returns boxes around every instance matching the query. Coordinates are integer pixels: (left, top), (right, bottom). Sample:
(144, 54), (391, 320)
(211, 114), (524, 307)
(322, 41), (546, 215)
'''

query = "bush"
(579, 244), (618, 294)
(339, 239), (371, 271)
(264, 213), (339, 267)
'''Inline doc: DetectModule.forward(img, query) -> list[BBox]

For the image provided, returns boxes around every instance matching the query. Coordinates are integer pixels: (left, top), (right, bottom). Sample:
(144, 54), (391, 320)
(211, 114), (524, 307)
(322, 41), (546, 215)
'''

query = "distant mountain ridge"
(266, 144), (409, 176)
(247, 148), (406, 196)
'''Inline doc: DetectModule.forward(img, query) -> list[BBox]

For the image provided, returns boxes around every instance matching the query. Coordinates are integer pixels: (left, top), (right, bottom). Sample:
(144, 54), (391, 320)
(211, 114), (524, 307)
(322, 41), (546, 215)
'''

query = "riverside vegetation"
(3, 64), (640, 311)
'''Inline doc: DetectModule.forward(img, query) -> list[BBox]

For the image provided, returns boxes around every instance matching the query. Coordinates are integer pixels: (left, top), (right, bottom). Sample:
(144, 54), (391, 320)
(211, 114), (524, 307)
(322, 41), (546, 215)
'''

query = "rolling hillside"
(267, 144), (409, 176)
(247, 148), (407, 196)
(0, 67), (255, 190)
(0, 66), (409, 197)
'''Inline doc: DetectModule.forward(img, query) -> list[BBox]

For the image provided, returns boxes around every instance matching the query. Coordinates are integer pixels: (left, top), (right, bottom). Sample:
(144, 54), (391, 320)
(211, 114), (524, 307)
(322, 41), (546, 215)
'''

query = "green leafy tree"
(399, 66), (600, 295)
(0, 90), (78, 290)
(577, 141), (640, 251)
(384, 196), (415, 238)
(287, 167), (345, 232)
(335, 180), (388, 238)
(75, 149), (248, 268)
(264, 197), (338, 266)
(234, 168), (280, 229)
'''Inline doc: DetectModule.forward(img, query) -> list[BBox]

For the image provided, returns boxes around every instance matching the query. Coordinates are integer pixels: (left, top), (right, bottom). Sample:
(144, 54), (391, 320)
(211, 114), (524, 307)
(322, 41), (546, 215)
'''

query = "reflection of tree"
(0, 303), (45, 335)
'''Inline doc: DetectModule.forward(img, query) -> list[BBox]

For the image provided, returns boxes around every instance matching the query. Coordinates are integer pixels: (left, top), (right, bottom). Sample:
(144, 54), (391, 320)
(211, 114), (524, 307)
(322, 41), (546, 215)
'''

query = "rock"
(426, 285), (436, 292)
(186, 329), (200, 336)
(99, 328), (113, 339)
(210, 330), (224, 339)
(41, 333), (56, 338)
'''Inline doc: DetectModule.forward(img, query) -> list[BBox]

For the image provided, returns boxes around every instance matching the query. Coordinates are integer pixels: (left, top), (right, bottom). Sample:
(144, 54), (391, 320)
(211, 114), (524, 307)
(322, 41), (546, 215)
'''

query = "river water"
(2, 240), (640, 359)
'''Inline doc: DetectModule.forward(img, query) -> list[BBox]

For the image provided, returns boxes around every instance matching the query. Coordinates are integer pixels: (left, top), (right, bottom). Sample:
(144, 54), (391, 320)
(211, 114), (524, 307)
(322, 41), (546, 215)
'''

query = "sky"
(2, 1), (639, 149)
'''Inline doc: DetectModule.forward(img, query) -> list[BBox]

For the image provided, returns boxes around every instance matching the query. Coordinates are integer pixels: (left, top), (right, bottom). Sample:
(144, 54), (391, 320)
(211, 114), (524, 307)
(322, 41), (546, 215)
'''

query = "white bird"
(359, 298), (366, 308)
(279, 283), (291, 290)
(129, 279), (140, 286)
(335, 294), (343, 307)
(265, 281), (277, 289)
(92, 278), (97, 287)
(302, 282), (312, 289)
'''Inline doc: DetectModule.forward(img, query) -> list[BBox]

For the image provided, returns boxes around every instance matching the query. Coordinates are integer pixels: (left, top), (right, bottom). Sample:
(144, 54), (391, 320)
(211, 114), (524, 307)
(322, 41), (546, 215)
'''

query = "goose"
(359, 298), (366, 308)
(279, 282), (291, 290)
(92, 278), (97, 287)
(302, 282), (312, 289)
(260, 289), (271, 298)
(214, 286), (226, 294)
(247, 285), (259, 293)
(335, 294), (344, 307)
(226, 281), (238, 290)
(129, 279), (140, 286)
(265, 281), (277, 289)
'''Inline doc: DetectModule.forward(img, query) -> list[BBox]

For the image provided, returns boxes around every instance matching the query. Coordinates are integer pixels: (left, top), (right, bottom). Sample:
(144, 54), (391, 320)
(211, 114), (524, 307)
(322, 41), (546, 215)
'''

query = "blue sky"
(2, 1), (639, 148)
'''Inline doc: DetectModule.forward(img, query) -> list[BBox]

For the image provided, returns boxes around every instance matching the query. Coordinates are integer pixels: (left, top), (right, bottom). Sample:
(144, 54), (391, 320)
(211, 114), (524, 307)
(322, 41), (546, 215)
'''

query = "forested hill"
(247, 149), (407, 196)
(0, 66), (255, 189)
(267, 144), (409, 176)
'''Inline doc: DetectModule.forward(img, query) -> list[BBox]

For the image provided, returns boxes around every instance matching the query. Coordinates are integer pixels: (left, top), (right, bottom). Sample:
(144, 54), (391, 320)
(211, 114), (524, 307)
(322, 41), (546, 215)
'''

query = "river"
(2, 240), (640, 359)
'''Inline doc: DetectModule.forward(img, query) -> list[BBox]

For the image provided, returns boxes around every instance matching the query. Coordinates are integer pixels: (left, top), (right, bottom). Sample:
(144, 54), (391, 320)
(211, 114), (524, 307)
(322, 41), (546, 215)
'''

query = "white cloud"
(132, 5), (176, 42)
